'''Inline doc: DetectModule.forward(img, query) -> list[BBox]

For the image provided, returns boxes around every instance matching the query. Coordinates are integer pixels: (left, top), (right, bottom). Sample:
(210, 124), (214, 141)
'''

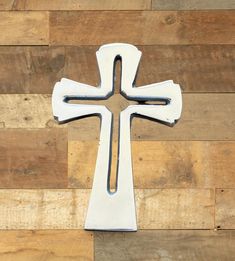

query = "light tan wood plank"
(95, 230), (235, 261)
(0, 129), (67, 188)
(1, 45), (235, 94)
(0, 189), (214, 229)
(136, 189), (214, 229)
(0, 230), (93, 261)
(68, 141), (235, 189)
(13, 0), (151, 10)
(50, 11), (235, 45)
(152, 0), (235, 10)
(0, 12), (48, 45)
(0, 0), (14, 10)
(215, 189), (235, 229)
(68, 93), (235, 141)
(0, 94), (59, 128)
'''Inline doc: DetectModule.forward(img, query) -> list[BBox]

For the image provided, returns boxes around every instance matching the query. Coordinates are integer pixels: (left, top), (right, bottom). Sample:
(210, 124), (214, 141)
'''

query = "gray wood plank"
(152, 0), (235, 10)
(95, 230), (235, 261)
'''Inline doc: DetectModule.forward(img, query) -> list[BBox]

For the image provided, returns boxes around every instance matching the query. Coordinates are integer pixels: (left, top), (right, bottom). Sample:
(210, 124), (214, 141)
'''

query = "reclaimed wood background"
(0, 0), (235, 260)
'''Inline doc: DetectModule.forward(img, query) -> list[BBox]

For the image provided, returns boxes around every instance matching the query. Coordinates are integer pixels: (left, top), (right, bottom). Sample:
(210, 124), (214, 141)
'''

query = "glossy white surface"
(52, 43), (182, 231)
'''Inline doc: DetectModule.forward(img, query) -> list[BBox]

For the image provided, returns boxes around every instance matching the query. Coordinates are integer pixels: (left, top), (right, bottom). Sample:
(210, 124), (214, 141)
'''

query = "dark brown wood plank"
(0, 45), (235, 94)
(0, 129), (67, 188)
(215, 189), (235, 229)
(0, 230), (93, 261)
(50, 11), (235, 45)
(13, 0), (151, 10)
(1, 45), (234, 94)
(95, 230), (235, 261)
(152, 0), (235, 10)
(0, 11), (49, 45)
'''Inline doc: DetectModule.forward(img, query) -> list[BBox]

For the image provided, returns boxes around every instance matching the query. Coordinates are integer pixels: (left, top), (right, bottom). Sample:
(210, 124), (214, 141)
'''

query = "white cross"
(52, 43), (182, 231)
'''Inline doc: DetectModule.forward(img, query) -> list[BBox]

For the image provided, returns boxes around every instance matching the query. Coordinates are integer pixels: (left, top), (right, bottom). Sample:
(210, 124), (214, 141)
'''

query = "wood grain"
(68, 141), (235, 189)
(0, 189), (213, 229)
(0, 94), (59, 128)
(1, 45), (235, 94)
(1, 94), (234, 141)
(13, 0), (151, 10)
(152, 0), (235, 10)
(0, 129), (67, 188)
(95, 230), (235, 261)
(215, 189), (235, 229)
(0, 12), (48, 45)
(0, 0), (14, 10)
(0, 230), (93, 261)
(68, 93), (235, 141)
(50, 11), (235, 45)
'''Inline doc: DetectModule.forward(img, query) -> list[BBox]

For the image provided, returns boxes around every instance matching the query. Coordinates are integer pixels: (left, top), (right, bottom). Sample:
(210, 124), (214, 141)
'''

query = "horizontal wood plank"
(152, 0), (235, 10)
(0, 12), (48, 45)
(0, 189), (214, 229)
(0, 94), (58, 128)
(50, 11), (235, 45)
(95, 230), (235, 261)
(0, 230), (93, 261)
(1, 45), (235, 94)
(13, 0), (151, 10)
(215, 189), (235, 229)
(0, 129), (67, 188)
(0, 0), (14, 10)
(1, 94), (234, 142)
(68, 93), (235, 141)
(68, 141), (235, 189)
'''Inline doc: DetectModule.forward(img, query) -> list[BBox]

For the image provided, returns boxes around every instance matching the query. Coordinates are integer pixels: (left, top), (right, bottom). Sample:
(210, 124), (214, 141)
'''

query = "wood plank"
(95, 230), (235, 261)
(1, 45), (235, 94)
(50, 11), (235, 45)
(68, 93), (235, 141)
(0, 94), (60, 128)
(0, 230), (93, 261)
(68, 141), (235, 189)
(2, 94), (234, 141)
(0, 12), (48, 45)
(152, 0), (235, 10)
(13, 0), (151, 10)
(0, 0), (14, 10)
(0, 189), (214, 229)
(215, 189), (235, 229)
(0, 129), (67, 188)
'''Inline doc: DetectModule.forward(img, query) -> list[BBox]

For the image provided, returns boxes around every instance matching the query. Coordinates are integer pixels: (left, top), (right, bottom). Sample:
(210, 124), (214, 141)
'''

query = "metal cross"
(52, 43), (182, 231)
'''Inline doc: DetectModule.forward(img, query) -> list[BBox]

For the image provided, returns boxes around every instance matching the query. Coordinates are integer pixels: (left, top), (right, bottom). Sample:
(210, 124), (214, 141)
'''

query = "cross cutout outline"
(52, 43), (182, 231)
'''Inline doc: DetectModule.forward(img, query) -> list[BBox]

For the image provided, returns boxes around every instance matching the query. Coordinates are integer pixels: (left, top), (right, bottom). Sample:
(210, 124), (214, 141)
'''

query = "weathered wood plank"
(68, 93), (235, 141)
(0, 230), (93, 261)
(0, 94), (58, 128)
(13, 0), (151, 10)
(215, 189), (235, 229)
(2, 94), (234, 141)
(0, 12), (48, 45)
(0, 189), (213, 229)
(50, 11), (235, 45)
(68, 141), (235, 189)
(0, 0), (14, 10)
(0, 129), (67, 188)
(95, 230), (235, 261)
(1, 45), (235, 94)
(152, 0), (235, 10)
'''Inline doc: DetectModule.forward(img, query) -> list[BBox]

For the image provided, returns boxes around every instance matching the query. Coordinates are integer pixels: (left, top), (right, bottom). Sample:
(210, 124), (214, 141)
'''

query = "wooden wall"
(0, 0), (235, 260)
